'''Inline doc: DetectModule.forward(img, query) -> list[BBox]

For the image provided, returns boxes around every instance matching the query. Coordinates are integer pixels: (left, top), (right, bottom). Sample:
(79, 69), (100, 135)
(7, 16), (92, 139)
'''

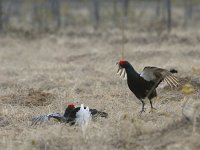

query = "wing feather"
(164, 78), (173, 88)
(165, 76), (176, 87)
(167, 75), (179, 87)
(31, 113), (63, 126)
(140, 66), (179, 88)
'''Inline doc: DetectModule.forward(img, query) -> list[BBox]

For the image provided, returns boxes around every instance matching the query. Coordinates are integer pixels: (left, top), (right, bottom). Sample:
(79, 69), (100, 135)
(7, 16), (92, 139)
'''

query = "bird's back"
(66, 107), (108, 123)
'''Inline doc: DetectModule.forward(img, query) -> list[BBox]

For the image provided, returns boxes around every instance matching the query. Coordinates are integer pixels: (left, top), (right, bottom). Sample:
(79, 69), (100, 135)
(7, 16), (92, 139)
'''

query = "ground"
(0, 27), (200, 150)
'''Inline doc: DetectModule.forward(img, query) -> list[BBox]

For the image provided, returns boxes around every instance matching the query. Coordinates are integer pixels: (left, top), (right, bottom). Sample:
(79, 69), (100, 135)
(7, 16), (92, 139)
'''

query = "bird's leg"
(149, 99), (157, 113)
(139, 99), (146, 114)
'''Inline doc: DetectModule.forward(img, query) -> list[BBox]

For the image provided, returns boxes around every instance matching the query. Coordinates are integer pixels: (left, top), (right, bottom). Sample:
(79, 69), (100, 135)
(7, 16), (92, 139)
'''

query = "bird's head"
(116, 60), (130, 79)
(118, 60), (128, 68)
(67, 104), (76, 109)
(64, 104), (76, 118)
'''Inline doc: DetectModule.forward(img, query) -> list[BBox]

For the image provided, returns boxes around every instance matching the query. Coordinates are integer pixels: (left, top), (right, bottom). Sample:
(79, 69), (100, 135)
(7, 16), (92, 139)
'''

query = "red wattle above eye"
(119, 60), (126, 65)
(68, 104), (75, 107)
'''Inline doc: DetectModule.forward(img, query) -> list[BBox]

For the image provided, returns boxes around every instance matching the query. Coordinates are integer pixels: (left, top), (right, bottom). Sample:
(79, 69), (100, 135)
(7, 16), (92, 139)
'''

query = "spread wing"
(89, 109), (108, 118)
(73, 107), (108, 118)
(31, 113), (65, 126)
(140, 67), (179, 88)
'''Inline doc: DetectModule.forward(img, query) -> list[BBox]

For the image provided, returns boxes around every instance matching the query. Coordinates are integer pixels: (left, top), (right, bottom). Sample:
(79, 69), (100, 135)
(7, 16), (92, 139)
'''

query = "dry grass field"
(0, 27), (200, 150)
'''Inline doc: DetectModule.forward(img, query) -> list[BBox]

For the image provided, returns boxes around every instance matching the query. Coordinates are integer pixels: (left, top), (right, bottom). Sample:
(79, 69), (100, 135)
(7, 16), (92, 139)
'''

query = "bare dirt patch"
(0, 88), (54, 107)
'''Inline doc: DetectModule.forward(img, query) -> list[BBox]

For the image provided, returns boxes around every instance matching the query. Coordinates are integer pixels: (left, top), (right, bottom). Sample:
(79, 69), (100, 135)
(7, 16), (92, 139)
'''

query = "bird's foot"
(149, 107), (157, 113)
(139, 108), (146, 116)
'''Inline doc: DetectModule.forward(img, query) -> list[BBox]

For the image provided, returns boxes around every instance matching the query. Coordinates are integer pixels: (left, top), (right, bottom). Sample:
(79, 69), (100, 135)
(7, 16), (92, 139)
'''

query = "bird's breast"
(127, 77), (148, 98)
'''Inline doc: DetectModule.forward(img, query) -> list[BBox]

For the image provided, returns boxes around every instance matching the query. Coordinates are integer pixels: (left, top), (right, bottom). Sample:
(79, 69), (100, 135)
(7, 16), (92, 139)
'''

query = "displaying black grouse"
(117, 60), (179, 113)
(31, 104), (108, 125)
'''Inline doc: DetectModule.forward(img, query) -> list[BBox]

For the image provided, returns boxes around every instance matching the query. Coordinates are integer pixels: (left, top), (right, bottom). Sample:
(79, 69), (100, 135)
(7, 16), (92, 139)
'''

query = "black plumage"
(117, 60), (179, 113)
(31, 104), (108, 125)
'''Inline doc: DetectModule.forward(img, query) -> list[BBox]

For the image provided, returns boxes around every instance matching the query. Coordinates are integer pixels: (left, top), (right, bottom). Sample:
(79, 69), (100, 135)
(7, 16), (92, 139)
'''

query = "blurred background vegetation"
(0, 0), (199, 35)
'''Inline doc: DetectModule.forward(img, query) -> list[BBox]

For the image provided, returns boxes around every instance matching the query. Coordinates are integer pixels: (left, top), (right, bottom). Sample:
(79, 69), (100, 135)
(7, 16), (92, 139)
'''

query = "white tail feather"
(75, 104), (92, 136)
(75, 104), (91, 128)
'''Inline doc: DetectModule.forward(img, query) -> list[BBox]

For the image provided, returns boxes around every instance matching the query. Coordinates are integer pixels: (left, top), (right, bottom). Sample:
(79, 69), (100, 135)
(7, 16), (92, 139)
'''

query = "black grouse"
(117, 60), (179, 113)
(31, 104), (108, 125)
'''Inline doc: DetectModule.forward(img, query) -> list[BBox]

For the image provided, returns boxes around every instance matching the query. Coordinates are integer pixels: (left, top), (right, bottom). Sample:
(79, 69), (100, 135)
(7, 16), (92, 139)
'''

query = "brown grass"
(0, 27), (200, 150)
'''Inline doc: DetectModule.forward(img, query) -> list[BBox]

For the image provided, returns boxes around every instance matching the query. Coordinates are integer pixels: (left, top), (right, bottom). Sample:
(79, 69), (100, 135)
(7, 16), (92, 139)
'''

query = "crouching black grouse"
(31, 104), (108, 125)
(116, 60), (179, 113)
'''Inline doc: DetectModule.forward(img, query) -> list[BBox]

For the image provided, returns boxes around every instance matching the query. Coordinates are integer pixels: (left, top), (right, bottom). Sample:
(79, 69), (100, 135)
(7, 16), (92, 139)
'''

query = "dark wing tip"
(170, 69), (178, 74)
(99, 112), (108, 118)
(90, 109), (108, 118)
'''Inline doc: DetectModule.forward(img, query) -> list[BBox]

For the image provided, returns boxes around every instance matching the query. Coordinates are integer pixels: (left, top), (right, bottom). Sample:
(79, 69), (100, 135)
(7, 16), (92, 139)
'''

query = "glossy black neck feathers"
(124, 62), (140, 78)
(63, 107), (75, 118)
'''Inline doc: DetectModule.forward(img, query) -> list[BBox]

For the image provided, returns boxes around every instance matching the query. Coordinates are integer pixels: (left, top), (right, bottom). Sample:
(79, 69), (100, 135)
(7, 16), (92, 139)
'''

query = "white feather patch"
(75, 104), (91, 128)
(140, 71), (156, 81)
